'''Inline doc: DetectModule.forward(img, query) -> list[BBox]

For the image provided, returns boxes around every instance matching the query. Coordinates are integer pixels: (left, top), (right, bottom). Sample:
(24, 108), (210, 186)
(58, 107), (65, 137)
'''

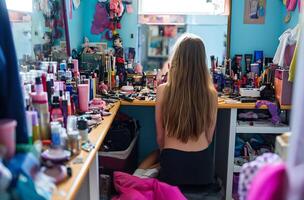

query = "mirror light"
(6, 0), (32, 13)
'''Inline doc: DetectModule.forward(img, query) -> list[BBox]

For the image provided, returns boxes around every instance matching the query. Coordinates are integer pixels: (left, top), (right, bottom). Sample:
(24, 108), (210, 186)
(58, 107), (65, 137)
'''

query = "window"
(139, 0), (226, 15)
(6, 0), (32, 13)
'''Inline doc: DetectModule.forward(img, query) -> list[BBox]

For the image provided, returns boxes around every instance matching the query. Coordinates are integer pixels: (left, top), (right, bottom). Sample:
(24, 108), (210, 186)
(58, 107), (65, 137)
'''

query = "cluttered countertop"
(52, 102), (120, 200)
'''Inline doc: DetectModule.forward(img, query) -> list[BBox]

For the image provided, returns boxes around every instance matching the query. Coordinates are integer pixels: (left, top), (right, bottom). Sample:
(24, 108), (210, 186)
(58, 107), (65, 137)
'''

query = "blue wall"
(230, 0), (283, 58)
(187, 24), (227, 65)
(230, 0), (301, 59)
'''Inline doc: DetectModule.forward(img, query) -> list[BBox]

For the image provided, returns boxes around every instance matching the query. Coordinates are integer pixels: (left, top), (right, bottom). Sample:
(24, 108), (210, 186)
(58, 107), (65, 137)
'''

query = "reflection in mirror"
(138, 0), (229, 71)
(6, 0), (70, 67)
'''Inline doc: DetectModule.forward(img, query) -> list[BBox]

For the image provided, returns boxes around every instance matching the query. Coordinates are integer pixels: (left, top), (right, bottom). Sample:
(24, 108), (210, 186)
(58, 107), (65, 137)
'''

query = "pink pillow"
(247, 163), (287, 200)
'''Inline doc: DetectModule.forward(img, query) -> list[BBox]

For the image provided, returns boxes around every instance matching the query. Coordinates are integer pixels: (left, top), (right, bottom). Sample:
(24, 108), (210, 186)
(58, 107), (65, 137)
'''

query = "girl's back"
(155, 33), (218, 152)
(155, 33), (218, 186)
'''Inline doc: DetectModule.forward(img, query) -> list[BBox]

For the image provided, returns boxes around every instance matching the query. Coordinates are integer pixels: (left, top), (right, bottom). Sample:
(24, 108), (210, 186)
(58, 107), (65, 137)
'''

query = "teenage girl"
(135, 33), (218, 186)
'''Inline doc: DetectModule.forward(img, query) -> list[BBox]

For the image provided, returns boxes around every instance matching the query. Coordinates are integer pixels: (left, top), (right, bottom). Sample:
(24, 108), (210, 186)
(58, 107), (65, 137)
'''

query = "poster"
(244, 0), (266, 24)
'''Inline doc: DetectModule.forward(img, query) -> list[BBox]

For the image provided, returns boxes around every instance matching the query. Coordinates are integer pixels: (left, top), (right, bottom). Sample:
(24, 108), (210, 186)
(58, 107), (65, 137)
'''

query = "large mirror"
(138, 0), (231, 71)
(6, 0), (70, 66)
(6, 0), (231, 75)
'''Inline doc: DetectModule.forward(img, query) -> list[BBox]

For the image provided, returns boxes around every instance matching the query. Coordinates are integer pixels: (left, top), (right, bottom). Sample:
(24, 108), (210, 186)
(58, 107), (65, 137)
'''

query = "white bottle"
(115, 75), (119, 88)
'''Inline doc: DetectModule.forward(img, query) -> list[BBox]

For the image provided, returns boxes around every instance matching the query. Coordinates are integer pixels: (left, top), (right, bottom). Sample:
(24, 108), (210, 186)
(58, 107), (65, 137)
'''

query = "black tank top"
(159, 142), (214, 186)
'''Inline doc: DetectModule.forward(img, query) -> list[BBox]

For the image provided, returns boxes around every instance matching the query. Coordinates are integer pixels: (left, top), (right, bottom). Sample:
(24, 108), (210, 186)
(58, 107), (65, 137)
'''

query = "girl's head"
(162, 33), (217, 143)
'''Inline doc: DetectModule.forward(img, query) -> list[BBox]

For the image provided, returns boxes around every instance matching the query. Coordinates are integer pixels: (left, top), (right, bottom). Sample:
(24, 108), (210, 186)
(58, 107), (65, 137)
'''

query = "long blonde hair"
(162, 33), (217, 143)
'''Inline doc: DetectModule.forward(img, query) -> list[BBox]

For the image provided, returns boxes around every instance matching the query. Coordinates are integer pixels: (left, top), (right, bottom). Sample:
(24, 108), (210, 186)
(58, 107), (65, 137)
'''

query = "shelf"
(236, 121), (290, 134)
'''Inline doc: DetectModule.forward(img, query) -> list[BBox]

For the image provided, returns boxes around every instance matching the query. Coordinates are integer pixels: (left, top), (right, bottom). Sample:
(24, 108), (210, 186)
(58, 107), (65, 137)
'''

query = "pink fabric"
(91, 3), (110, 35)
(284, 44), (296, 67)
(112, 172), (187, 200)
(286, 0), (298, 11)
(247, 163), (287, 200)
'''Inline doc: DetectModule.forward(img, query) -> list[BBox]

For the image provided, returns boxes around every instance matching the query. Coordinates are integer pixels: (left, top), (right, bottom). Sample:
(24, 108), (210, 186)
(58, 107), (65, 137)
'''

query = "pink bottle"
(78, 84), (89, 112)
(0, 119), (17, 159)
(51, 96), (64, 123)
(72, 59), (79, 78)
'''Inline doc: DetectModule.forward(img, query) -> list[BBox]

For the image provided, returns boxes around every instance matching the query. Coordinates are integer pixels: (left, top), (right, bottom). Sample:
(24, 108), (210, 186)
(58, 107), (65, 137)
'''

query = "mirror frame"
(227, 0), (232, 58)
(62, 0), (71, 57)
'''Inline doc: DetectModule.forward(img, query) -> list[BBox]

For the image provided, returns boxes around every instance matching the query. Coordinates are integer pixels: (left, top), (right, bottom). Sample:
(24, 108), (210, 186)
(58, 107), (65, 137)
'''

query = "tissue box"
(275, 132), (290, 161)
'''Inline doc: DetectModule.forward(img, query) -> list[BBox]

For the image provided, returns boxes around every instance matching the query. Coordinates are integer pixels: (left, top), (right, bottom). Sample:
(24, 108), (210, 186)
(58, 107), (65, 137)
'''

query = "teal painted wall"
(230, 0), (301, 60)
(66, 0), (85, 50)
(230, 0), (283, 58)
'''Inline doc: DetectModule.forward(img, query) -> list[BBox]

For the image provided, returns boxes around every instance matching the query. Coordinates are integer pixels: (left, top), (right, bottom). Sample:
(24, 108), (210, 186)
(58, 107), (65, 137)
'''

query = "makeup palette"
(41, 148), (71, 162)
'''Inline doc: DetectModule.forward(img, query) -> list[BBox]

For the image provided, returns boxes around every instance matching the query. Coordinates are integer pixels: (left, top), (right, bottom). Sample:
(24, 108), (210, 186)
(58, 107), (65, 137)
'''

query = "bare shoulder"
(157, 83), (167, 95)
(156, 83), (167, 102)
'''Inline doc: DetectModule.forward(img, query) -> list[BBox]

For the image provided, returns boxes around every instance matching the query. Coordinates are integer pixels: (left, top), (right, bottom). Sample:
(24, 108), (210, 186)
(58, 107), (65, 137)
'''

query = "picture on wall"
(244, 0), (266, 24)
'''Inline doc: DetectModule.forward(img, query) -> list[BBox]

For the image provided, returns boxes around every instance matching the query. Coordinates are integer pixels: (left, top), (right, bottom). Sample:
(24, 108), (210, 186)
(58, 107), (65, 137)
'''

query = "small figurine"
(113, 34), (126, 85)
(83, 37), (94, 54)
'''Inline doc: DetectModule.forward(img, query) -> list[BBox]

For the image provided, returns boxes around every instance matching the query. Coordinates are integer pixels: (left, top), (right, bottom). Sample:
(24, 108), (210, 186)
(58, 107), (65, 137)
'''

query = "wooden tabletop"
(52, 102), (120, 200)
(121, 99), (291, 110)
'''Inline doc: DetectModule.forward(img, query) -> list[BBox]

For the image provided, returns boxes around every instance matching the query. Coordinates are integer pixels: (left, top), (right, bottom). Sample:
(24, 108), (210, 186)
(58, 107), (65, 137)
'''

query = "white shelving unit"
(236, 120), (290, 134)
(226, 119), (291, 199)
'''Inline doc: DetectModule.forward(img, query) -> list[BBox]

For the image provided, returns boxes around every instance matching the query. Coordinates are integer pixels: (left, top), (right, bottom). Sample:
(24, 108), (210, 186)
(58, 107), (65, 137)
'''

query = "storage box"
(240, 88), (260, 97)
(99, 133), (138, 174)
(275, 132), (290, 161)
(274, 69), (293, 105)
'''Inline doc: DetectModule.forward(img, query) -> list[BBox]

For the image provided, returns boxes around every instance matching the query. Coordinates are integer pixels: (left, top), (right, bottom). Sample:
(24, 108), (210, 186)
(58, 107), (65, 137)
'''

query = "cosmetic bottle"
(65, 91), (72, 115)
(50, 121), (62, 148)
(60, 61), (67, 71)
(77, 119), (89, 143)
(51, 96), (64, 123)
(72, 59), (79, 80)
(115, 75), (119, 89)
(32, 111), (41, 142)
(78, 84), (89, 112)
(111, 71), (116, 90)
(41, 73), (47, 92)
(46, 79), (54, 105)
(67, 130), (81, 156)
(62, 99), (68, 128)
(245, 54), (253, 73)
(31, 77), (50, 140)
(25, 111), (33, 144)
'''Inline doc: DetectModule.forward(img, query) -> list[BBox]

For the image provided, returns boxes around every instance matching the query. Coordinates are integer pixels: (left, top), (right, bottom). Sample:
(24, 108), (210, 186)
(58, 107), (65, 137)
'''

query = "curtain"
(0, 0), (28, 144)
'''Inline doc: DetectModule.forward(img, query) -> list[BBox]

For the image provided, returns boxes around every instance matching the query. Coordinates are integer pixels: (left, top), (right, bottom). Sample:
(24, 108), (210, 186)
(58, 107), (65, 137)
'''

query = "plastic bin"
(99, 133), (138, 174)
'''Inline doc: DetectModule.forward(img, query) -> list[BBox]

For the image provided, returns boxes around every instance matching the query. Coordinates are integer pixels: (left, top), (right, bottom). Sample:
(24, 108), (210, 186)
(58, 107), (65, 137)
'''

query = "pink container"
(0, 119), (17, 159)
(275, 69), (293, 105)
(78, 84), (89, 112)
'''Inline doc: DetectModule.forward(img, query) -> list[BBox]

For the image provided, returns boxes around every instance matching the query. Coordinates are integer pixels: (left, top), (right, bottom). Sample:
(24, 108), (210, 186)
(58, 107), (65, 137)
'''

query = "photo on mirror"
(244, 0), (266, 24)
